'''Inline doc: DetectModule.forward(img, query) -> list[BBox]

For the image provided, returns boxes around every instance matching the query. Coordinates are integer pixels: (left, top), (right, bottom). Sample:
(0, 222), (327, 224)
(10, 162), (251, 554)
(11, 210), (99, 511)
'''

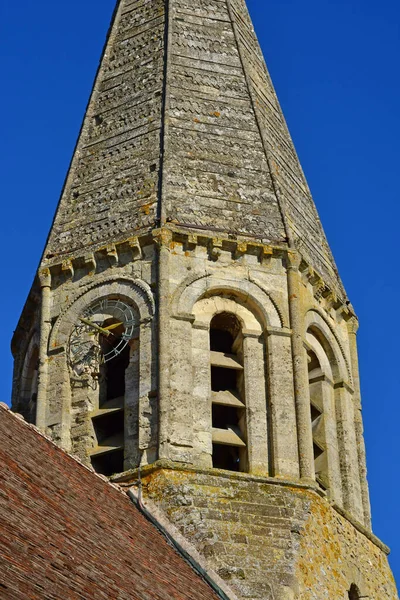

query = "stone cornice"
(35, 225), (356, 323)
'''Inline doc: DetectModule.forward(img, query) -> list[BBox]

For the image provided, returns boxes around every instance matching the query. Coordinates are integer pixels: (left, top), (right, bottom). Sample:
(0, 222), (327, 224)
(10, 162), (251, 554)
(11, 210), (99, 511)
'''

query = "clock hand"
(102, 322), (123, 331)
(79, 318), (114, 337)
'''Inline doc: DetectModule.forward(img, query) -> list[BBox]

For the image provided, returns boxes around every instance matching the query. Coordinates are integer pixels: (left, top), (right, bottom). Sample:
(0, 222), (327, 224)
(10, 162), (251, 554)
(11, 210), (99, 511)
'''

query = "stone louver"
(42, 0), (346, 299)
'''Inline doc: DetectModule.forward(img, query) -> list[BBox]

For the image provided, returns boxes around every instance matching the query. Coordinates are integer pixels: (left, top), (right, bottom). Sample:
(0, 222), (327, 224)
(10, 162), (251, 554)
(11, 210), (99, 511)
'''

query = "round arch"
(193, 296), (263, 333)
(49, 277), (155, 350)
(21, 332), (40, 390)
(305, 309), (351, 384)
(173, 272), (282, 329)
(341, 562), (367, 600)
(306, 330), (334, 381)
(19, 331), (40, 422)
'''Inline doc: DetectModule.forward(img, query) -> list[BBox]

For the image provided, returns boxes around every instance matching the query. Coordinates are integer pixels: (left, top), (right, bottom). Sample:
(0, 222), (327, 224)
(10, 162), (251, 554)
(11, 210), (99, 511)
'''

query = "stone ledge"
(330, 500), (390, 555)
(112, 459), (390, 555)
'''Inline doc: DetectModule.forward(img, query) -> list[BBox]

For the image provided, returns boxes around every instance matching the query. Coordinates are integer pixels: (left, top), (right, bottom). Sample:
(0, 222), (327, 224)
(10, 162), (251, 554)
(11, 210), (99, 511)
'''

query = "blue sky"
(1, 0), (399, 584)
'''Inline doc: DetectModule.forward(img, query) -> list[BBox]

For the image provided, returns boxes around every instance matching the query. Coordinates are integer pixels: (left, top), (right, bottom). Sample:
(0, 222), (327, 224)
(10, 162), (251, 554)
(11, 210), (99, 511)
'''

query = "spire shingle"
(43, 0), (345, 298)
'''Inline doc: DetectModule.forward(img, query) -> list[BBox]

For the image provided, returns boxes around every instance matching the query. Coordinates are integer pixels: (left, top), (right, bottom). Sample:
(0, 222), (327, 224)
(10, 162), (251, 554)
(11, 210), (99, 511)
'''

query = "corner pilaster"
(286, 251), (314, 481)
(154, 228), (173, 461)
(36, 268), (52, 432)
(347, 317), (372, 528)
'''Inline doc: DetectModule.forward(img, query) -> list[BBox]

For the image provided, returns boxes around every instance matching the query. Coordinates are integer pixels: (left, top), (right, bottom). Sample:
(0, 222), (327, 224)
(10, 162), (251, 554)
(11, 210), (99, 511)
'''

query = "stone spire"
(43, 0), (345, 299)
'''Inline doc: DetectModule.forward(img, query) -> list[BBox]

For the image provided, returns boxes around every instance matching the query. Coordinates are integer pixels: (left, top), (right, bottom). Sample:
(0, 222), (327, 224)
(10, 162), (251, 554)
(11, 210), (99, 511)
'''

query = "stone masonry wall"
(140, 466), (398, 600)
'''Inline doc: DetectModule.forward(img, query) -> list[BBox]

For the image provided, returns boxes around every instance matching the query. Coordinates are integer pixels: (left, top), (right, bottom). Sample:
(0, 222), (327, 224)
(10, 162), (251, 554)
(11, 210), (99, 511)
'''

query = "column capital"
(347, 316), (359, 335)
(286, 250), (302, 271)
(152, 227), (173, 248)
(266, 326), (292, 338)
(38, 268), (51, 288)
(242, 328), (262, 339)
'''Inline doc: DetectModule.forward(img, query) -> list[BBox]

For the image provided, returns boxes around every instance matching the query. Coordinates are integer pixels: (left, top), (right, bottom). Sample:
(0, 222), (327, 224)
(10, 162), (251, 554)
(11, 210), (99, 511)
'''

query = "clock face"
(69, 298), (136, 375)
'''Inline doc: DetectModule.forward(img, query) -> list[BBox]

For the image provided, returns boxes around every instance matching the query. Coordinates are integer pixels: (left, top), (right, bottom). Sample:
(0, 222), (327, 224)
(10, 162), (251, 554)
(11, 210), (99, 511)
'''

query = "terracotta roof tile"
(0, 406), (220, 600)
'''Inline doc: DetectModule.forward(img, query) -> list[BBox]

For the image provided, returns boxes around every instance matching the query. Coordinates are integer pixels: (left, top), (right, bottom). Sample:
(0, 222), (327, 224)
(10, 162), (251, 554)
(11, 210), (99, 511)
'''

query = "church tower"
(11, 1), (397, 598)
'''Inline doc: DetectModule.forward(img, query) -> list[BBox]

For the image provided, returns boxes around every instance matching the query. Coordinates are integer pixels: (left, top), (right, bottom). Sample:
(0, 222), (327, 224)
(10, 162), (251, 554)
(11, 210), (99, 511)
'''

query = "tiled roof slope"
(0, 405), (220, 600)
(41, 0), (345, 298)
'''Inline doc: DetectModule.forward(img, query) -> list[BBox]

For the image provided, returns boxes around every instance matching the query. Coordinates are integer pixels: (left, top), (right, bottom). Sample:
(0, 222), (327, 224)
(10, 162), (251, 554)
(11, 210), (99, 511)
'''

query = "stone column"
(57, 354), (73, 452)
(242, 330), (269, 476)
(36, 268), (52, 432)
(192, 322), (213, 468)
(125, 337), (140, 469)
(267, 328), (299, 478)
(347, 317), (372, 528)
(168, 316), (194, 463)
(310, 376), (343, 504)
(138, 320), (158, 466)
(287, 253), (314, 481)
(335, 383), (364, 521)
(154, 228), (173, 460)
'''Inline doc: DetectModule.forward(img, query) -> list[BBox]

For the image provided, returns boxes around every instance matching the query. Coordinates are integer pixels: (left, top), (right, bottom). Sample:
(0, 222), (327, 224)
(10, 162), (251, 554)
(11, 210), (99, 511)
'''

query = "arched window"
(305, 312), (365, 520)
(90, 318), (130, 476)
(20, 345), (39, 424)
(209, 312), (247, 472)
(306, 325), (344, 505)
(307, 348), (329, 491)
(100, 318), (130, 402)
(348, 584), (360, 599)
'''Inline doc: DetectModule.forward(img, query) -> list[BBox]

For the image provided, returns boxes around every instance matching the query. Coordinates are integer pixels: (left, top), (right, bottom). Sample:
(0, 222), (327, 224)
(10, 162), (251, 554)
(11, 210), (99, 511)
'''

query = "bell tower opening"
(23, 346), (39, 425)
(209, 312), (247, 472)
(308, 349), (328, 491)
(100, 318), (130, 402)
(91, 317), (130, 477)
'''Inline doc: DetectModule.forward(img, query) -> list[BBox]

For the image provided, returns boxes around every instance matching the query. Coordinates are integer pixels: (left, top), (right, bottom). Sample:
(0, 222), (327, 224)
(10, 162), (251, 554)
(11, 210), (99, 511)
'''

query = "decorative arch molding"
(20, 331), (40, 395)
(305, 309), (352, 385)
(193, 296), (263, 333)
(248, 274), (288, 328)
(173, 271), (282, 329)
(16, 325), (38, 369)
(49, 277), (155, 351)
(306, 331), (333, 381)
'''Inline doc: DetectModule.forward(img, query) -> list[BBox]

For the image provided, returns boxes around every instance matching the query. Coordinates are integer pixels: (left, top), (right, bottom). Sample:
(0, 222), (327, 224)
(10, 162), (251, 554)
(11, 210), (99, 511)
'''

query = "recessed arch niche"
(47, 278), (155, 476)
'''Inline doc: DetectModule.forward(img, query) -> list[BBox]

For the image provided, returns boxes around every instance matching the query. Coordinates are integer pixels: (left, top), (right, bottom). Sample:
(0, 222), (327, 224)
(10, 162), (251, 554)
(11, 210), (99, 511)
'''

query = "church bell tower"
(11, 0), (398, 598)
